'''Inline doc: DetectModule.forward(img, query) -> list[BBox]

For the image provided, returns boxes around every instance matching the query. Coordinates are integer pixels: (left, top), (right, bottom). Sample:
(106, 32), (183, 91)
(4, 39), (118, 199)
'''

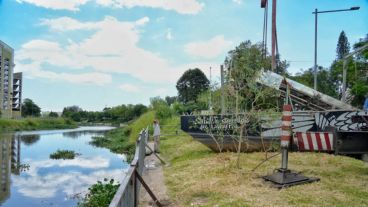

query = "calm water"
(0, 127), (129, 207)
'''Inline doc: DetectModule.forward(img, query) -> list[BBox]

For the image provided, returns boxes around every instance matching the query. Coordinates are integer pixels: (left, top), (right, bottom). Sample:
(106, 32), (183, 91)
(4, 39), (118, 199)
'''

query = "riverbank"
(159, 116), (368, 207)
(0, 117), (77, 132)
(90, 111), (155, 161)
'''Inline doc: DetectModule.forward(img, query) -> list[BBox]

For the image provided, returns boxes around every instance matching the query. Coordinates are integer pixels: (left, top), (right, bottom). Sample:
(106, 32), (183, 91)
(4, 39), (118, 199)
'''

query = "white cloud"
(16, 0), (90, 11)
(95, 0), (204, 14)
(184, 35), (233, 59)
(119, 83), (141, 93)
(166, 28), (173, 40)
(17, 16), (222, 91)
(232, 0), (242, 4)
(17, 0), (204, 14)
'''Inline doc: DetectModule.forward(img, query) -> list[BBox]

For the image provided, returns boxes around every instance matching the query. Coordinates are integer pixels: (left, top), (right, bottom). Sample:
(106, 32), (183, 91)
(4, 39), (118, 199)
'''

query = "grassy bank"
(90, 111), (155, 161)
(160, 116), (368, 207)
(0, 117), (77, 132)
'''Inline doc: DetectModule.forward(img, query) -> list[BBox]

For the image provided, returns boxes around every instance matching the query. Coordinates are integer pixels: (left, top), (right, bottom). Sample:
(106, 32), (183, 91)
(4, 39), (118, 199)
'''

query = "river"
(0, 126), (128, 207)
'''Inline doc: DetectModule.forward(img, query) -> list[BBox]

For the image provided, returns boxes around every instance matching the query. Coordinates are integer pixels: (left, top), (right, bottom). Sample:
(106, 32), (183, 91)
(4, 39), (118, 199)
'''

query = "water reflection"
(0, 127), (126, 207)
(20, 134), (40, 146)
(0, 134), (21, 203)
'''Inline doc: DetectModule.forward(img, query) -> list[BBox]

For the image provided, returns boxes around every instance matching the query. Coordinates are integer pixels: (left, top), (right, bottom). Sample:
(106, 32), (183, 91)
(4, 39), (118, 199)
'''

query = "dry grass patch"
(160, 117), (368, 207)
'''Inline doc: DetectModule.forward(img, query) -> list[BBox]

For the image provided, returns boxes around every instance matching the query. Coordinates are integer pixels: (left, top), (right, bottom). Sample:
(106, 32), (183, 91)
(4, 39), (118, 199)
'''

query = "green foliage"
(128, 111), (155, 142)
(21, 98), (41, 117)
(50, 149), (79, 160)
(354, 34), (368, 60)
(61, 104), (147, 123)
(150, 97), (173, 120)
(48, 111), (59, 118)
(78, 179), (120, 207)
(90, 127), (136, 162)
(172, 101), (185, 114)
(291, 66), (338, 98)
(165, 96), (178, 106)
(0, 117), (77, 132)
(176, 68), (210, 103)
(224, 40), (283, 111)
(336, 30), (350, 59)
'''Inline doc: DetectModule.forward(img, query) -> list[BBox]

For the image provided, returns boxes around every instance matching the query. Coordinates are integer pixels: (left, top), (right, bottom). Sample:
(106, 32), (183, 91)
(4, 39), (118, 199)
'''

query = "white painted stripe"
(282, 111), (292, 116)
(302, 133), (309, 150)
(328, 133), (334, 150)
(282, 121), (292, 126)
(282, 130), (291, 136)
(320, 133), (327, 150)
(311, 133), (318, 150)
(281, 141), (289, 147)
(293, 137), (298, 146)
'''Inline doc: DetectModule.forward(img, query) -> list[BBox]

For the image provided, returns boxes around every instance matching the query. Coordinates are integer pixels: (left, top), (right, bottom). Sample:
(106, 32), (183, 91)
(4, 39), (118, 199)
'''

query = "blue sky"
(0, 0), (367, 111)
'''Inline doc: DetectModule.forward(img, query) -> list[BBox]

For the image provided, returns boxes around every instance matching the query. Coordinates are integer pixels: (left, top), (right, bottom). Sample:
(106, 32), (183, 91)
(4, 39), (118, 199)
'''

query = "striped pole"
(281, 104), (292, 148)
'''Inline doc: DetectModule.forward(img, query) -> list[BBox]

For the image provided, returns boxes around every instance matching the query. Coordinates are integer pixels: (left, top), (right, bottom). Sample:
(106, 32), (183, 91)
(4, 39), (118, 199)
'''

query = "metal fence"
(109, 128), (148, 207)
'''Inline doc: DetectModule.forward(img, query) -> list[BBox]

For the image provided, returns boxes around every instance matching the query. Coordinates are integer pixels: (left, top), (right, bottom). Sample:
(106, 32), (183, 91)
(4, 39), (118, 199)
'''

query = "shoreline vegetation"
(0, 117), (77, 132)
(90, 111), (155, 162)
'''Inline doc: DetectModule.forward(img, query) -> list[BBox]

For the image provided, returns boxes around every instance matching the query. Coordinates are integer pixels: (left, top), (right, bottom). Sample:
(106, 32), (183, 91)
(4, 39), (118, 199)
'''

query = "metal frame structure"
(109, 128), (163, 207)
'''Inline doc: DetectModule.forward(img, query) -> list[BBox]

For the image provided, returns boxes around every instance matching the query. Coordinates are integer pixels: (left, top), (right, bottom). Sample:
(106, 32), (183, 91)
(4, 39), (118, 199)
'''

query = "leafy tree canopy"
(336, 30), (350, 60)
(49, 111), (59, 118)
(21, 98), (41, 117)
(176, 68), (209, 104)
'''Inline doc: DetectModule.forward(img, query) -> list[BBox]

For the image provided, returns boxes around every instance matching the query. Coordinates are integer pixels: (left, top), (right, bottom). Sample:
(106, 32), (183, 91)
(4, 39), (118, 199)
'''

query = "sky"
(0, 0), (367, 112)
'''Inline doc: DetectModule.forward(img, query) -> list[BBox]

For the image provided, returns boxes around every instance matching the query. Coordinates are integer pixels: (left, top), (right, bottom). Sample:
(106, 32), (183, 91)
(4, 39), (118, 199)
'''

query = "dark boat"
(181, 111), (368, 152)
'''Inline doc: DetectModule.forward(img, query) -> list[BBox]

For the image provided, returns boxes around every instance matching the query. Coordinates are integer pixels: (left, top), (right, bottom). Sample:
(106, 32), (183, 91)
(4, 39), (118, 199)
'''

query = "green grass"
(50, 149), (79, 160)
(159, 115), (368, 207)
(90, 127), (136, 161)
(128, 110), (155, 142)
(90, 111), (155, 162)
(0, 117), (77, 132)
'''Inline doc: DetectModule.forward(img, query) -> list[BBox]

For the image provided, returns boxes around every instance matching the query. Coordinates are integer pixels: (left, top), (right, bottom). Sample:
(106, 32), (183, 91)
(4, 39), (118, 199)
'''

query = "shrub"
(78, 179), (120, 207)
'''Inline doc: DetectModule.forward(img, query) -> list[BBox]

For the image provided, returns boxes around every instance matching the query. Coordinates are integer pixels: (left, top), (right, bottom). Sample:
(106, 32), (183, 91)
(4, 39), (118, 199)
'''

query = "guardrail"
(109, 128), (148, 207)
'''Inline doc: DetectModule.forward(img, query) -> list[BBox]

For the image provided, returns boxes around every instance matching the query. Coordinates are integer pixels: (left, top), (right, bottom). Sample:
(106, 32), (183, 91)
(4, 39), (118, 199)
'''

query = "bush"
(78, 179), (120, 207)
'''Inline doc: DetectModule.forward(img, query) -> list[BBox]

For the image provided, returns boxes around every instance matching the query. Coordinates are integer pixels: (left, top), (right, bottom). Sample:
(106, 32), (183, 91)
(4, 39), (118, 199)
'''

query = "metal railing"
(109, 128), (148, 207)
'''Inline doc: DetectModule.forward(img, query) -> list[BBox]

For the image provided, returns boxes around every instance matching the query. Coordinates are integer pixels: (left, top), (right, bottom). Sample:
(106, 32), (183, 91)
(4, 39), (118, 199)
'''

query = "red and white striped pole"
(281, 104), (292, 169)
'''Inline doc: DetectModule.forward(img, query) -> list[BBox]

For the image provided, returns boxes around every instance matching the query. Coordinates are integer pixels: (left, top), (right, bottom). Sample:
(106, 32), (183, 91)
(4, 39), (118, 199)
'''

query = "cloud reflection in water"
(13, 156), (126, 199)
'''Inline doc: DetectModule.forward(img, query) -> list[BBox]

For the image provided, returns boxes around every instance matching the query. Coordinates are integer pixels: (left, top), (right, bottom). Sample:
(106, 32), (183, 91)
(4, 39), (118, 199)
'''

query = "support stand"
(263, 81), (320, 188)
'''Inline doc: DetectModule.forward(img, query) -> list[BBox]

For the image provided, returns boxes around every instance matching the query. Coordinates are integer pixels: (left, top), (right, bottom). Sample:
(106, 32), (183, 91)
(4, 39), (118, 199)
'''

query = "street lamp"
(312, 6), (360, 91)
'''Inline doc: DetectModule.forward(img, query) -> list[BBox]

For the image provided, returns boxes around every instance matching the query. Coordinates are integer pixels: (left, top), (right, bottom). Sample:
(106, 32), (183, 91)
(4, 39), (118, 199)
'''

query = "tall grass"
(0, 117), (77, 132)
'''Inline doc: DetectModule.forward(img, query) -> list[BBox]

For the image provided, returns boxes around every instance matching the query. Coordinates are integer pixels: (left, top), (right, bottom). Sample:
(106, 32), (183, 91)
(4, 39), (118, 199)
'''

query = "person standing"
(153, 119), (161, 153)
(364, 94), (368, 111)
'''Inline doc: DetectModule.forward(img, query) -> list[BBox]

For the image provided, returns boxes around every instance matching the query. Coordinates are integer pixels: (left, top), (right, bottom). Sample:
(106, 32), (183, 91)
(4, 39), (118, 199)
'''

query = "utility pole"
(209, 67), (213, 110)
(312, 6), (360, 91)
(220, 65), (225, 115)
(313, 8), (318, 90)
(271, 0), (277, 71)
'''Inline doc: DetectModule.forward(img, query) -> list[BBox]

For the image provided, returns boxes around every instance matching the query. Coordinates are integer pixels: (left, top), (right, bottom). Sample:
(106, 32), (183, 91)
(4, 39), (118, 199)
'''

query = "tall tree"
(336, 31), (350, 60)
(176, 68), (210, 104)
(21, 99), (41, 117)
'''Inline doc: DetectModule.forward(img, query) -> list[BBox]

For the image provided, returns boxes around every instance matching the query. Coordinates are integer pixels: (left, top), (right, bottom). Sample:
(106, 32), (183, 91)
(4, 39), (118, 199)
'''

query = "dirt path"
(139, 142), (172, 207)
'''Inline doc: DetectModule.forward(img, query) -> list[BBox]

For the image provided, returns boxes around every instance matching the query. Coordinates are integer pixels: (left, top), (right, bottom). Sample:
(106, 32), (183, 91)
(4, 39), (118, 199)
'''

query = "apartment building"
(0, 40), (22, 118)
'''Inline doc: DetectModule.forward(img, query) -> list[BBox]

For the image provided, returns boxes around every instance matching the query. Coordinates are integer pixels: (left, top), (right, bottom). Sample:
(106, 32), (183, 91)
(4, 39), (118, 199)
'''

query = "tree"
(291, 66), (338, 98)
(176, 68), (209, 104)
(21, 99), (41, 117)
(336, 31), (350, 60)
(49, 111), (59, 118)
(165, 96), (177, 106)
(223, 40), (286, 111)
